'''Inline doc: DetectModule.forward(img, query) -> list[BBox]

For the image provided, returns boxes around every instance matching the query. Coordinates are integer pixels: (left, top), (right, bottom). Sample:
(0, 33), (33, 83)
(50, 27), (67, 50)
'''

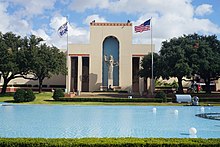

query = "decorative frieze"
(90, 22), (132, 26)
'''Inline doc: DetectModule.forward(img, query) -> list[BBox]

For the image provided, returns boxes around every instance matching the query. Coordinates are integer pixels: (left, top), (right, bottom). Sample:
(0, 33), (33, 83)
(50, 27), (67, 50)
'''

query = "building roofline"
(90, 22), (132, 26)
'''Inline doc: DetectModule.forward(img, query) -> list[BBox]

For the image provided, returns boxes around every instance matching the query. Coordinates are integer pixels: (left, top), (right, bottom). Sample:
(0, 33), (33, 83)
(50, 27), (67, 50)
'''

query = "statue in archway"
(104, 55), (118, 88)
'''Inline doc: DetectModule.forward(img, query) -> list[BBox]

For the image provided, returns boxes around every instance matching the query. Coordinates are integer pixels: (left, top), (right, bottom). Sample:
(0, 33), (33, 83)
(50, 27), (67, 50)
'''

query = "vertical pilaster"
(77, 56), (82, 93)
(66, 55), (71, 93)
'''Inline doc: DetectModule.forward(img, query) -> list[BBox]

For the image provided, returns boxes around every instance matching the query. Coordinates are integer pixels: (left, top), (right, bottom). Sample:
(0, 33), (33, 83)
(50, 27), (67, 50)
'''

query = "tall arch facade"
(66, 22), (154, 94)
(102, 36), (119, 87)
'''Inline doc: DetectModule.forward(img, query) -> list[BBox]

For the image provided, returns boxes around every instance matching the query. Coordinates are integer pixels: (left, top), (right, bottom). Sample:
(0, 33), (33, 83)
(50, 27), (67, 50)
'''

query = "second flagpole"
(150, 17), (154, 95)
(66, 16), (69, 55)
(66, 16), (70, 93)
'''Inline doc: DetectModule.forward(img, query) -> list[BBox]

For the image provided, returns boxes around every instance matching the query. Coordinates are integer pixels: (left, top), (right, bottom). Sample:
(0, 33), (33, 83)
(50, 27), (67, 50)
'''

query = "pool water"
(0, 104), (219, 138)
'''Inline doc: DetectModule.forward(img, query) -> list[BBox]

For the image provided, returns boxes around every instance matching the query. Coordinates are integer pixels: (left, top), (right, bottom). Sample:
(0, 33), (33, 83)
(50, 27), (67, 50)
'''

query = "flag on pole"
(58, 22), (68, 37)
(134, 19), (151, 33)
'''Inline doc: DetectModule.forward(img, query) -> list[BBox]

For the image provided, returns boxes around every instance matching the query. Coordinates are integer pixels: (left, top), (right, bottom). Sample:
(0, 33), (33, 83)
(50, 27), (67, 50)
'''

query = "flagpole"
(150, 17), (154, 95)
(66, 16), (70, 93)
(66, 16), (69, 55)
(134, 18), (153, 95)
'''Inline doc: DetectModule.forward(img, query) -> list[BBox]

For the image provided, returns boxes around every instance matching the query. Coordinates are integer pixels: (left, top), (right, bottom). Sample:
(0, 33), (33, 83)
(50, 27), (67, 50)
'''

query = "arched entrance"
(102, 36), (119, 87)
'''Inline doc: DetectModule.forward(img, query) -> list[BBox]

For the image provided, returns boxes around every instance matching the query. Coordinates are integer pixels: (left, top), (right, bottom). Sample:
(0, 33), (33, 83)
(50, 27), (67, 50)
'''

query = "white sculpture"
(104, 55), (118, 87)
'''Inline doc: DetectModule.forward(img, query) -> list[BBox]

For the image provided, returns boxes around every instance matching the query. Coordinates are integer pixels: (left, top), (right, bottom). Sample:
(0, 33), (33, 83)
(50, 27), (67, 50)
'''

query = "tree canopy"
(29, 43), (67, 93)
(0, 32), (25, 94)
(139, 52), (161, 79)
(140, 33), (220, 94)
(189, 34), (220, 93)
(0, 32), (67, 94)
(159, 36), (193, 93)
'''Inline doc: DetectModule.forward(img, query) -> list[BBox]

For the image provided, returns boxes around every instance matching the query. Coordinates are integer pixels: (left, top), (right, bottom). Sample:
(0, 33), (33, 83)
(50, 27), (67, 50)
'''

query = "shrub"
(14, 89), (36, 103)
(155, 91), (168, 102)
(155, 91), (166, 99)
(53, 89), (64, 100)
(14, 89), (26, 103)
(25, 89), (35, 102)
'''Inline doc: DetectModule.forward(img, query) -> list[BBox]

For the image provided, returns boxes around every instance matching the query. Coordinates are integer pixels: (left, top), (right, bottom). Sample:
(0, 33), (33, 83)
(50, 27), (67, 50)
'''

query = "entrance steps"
(72, 92), (145, 98)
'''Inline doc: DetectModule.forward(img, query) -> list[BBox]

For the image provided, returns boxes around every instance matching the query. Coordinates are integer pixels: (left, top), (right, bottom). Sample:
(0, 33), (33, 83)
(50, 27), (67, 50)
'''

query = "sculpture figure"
(104, 54), (118, 87)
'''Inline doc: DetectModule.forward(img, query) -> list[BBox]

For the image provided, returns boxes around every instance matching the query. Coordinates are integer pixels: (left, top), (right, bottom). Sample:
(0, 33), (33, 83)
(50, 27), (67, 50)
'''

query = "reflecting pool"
(0, 104), (219, 138)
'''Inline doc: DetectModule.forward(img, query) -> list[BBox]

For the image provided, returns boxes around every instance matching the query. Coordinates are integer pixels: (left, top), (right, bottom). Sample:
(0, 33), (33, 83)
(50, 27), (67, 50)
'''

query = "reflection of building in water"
(66, 21), (154, 93)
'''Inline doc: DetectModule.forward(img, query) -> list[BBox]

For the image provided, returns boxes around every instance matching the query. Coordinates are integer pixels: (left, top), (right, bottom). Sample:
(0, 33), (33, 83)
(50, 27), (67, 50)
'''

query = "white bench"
(176, 94), (192, 103)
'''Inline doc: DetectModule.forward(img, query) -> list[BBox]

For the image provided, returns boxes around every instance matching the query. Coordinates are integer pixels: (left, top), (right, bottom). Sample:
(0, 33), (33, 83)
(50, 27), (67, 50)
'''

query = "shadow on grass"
(44, 100), (55, 102)
(3, 100), (16, 103)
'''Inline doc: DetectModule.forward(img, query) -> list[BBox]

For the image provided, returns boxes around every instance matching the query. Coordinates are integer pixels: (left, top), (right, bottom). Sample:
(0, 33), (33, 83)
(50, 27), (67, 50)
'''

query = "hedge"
(198, 98), (220, 102)
(54, 97), (173, 103)
(0, 138), (219, 147)
(190, 93), (220, 98)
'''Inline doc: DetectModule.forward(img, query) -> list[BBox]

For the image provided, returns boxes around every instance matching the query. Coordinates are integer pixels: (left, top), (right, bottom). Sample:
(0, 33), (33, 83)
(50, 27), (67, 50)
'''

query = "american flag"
(58, 22), (68, 37)
(135, 19), (151, 33)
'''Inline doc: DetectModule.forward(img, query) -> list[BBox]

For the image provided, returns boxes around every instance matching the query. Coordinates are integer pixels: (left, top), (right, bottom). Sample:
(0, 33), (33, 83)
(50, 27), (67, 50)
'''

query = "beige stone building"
(66, 22), (154, 93)
(0, 22), (153, 93)
(1, 22), (220, 93)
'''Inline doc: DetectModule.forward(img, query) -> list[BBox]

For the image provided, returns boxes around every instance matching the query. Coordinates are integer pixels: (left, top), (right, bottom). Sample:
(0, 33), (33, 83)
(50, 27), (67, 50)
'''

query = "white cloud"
(9, 19), (32, 36)
(0, 2), (32, 36)
(8, 0), (56, 17)
(31, 29), (50, 40)
(195, 4), (213, 16)
(83, 14), (107, 25)
(0, 2), (10, 33)
(66, 0), (219, 52)
(71, 0), (194, 19)
(68, 0), (214, 52)
(60, 0), (71, 5)
(49, 16), (68, 31)
(69, 0), (109, 12)
(132, 10), (220, 52)
(1, 0), (219, 53)
(46, 15), (89, 49)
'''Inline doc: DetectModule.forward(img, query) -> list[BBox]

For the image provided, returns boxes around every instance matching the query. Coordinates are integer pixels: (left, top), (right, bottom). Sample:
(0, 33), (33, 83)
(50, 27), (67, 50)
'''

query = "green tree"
(160, 37), (193, 93)
(0, 32), (26, 94)
(192, 34), (220, 93)
(17, 35), (66, 93)
(0, 32), (66, 94)
(139, 52), (161, 79)
(30, 43), (67, 93)
(139, 33), (220, 94)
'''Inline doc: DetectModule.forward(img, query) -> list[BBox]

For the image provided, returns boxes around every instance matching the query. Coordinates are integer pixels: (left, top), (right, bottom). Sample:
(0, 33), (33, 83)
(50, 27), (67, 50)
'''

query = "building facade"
(66, 22), (154, 94)
(2, 22), (220, 93)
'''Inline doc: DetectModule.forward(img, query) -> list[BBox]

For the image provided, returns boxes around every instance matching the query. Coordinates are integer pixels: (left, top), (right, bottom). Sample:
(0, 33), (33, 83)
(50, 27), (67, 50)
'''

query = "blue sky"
(1, 0), (220, 52)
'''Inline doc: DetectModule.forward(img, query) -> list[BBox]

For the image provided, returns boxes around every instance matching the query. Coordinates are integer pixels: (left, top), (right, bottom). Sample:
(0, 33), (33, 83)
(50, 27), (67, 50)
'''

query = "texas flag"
(58, 22), (68, 37)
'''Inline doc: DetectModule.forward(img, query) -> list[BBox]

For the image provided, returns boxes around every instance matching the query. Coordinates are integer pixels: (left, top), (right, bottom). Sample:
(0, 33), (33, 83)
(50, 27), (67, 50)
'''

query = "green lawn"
(0, 92), (220, 106)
